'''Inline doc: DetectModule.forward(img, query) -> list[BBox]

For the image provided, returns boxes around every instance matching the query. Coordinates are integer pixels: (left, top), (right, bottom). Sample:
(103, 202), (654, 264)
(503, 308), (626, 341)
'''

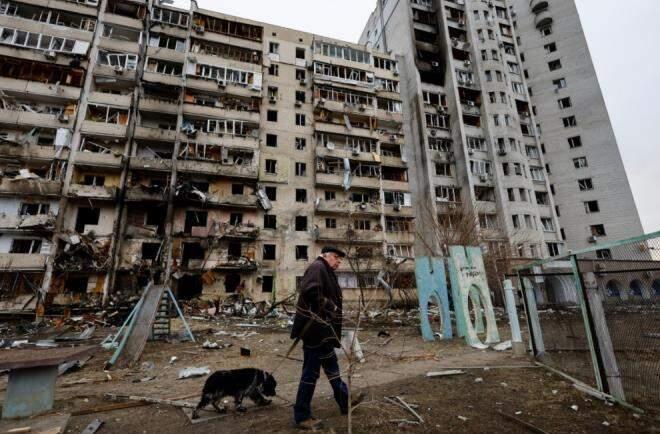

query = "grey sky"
(199, 0), (660, 233)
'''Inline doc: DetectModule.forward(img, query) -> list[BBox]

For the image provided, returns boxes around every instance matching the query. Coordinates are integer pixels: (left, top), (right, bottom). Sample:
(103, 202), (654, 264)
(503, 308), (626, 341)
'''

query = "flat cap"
(321, 246), (346, 257)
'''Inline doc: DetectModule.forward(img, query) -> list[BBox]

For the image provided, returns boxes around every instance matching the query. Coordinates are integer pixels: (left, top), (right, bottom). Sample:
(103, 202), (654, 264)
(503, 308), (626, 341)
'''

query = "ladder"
(151, 290), (171, 341)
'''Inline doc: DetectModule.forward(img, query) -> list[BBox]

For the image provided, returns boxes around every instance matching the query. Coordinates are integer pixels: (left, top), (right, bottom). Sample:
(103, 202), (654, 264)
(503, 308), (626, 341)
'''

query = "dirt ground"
(0, 316), (657, 433)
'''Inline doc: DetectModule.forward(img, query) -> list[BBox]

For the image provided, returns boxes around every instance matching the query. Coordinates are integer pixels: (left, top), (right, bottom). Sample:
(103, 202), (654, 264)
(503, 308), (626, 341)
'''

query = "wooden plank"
(112, 285), (166, 369)
(0, 346), (97, 371)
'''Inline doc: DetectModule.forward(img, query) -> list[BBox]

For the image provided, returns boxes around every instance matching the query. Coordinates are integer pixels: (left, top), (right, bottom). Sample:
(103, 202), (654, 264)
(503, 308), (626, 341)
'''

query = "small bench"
(0, 346), (96, 419)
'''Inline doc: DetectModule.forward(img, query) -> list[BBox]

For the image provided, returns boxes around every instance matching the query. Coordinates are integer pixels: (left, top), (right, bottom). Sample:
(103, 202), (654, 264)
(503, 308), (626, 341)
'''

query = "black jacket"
(290, 257), (343, 348)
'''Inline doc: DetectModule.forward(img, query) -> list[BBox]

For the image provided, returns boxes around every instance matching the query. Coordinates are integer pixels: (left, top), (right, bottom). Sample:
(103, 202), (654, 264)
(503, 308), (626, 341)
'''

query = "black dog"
(192, 368), (276, 419)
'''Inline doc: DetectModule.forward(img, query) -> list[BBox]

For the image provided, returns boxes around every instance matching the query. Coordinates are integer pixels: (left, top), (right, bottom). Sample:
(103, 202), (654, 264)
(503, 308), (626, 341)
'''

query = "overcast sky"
(199, 0), (660, 233)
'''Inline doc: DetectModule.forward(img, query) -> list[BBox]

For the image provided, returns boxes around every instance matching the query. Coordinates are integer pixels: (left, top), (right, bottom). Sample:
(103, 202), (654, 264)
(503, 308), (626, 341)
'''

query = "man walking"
(290, 246), (351, 430)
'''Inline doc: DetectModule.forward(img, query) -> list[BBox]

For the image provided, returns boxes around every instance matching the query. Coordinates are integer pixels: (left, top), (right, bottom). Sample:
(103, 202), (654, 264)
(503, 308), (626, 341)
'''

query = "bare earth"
(0, 317), (657, 433)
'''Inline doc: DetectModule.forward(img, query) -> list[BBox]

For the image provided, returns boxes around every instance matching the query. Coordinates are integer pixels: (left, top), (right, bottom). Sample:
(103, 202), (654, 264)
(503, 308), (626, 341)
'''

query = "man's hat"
(321, 246), (346, 258)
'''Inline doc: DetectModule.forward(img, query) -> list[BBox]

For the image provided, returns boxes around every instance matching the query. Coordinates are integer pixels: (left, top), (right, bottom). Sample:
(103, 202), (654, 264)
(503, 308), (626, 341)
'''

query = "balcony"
(0, 253), (47, 271)
(315, 200), (381, 215)
(534, 10), (553, 29)
(0, 110), (75, 129)
(125, 185), (168, 202)
(385, 232), (416, 245)
(177, 160), (258, 179)
(93, 64), (138, 82)
(0, 77), (81, 101)
(315, 146), (380, 165)
(146, 46), (186, 64)
(206, 194), (259, 208)
(185, 77), (260, 99)
(88, 92), (132, 108)
(381, 179), (409, 191)
(129, 156), (173, 172)
(0, 144), (68, 162)
(461, 103), (481, 117)
(383, 204), (415, 217)
(139, 98), (179, 114)
(0, 178), (62, 197)
(191, 131), (260, 149)
(314, 121), (379, 141)
(133, 125), (177, 142)
(182, 103), (260, 124)
(0, 214), (55, 231)
(68, 184), (118, 200)
(316, 228), (384, 244)
(315, 172), (381, 190)
(80, 121), (127, 138)
(75, 151), (123, 168)
(142, 71), (184, 87)
(184, 257), (258, 272)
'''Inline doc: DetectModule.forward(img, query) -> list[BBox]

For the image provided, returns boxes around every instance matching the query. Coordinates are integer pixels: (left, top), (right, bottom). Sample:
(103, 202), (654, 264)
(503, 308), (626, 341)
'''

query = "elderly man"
(290, 246), (350, 430)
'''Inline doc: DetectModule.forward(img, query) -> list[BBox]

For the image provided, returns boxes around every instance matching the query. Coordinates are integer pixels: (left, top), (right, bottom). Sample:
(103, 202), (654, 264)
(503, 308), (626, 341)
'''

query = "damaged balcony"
(100, 22), (141, 54)
(312, 61), (375, 90)
(0, 100), (76, 130)
(314, 110), (380, 141)
(105, 0), (146, 29)
(94, 50), (138, 80)
(181, 117), (260, 149)
(0, 26), (91, 67)
(183, 90), (260, 124)
(314, 131), (380, 163)
(315, 198), (381, 216)
(0, 172), (62, 197)
(176, 239), (259, 272)
(138, 82), (181, 114)
(125, 172), (169, 201)
(381, 166), (409, 191)
(177, 143), (258, 178)
(0, 57), (84, 100)
(134, 111), (178, 142)
(0, 126), (71, 161)
(143, 58), (184, 87)
(81, 103), (129, 137)
(0, 213), (56, 232)
(316, 156), (381, 190)
(0, 252), (47, 270)
(53, 232), (111, 273)
(313, 85), (375, 117)
(315, 227), (385, 244)
(68, 171), (119, 200)
(174, 178), (259, 208)
(185, 60), (263, 98)
(191, 13), (263, 47)
(75, 136), (125, 168)
(190, 38), (261, 66)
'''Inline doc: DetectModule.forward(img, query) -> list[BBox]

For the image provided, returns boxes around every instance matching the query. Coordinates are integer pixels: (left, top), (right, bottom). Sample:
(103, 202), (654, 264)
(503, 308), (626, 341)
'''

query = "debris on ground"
(426, 370), (465, 377)
(178, 367), (210, 379)
(493, 340), (512, 351)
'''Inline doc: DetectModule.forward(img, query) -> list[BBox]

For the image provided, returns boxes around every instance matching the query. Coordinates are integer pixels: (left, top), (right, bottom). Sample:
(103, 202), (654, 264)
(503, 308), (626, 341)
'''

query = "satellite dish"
(326, 142), (336, 150)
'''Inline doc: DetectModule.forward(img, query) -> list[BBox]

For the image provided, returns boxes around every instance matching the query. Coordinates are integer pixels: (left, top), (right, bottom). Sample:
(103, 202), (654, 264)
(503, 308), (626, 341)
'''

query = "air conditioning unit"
(588, 235), (598, 243)
(113, 65), (124, 74)
(299, 78), (307, 86)
(44, 51), (57, 61)
(431, 61), (440, 68)
(352, 148), (360, 156)
(394, 203), (402, 211)
(193, 25), (205, 33)
(295, 100), (302, 107)
(430, 129), (437, 137)
(393, 70), (399, 76)
(57, 113), (70, 123)
(359, 202), (367, 210)
(480, 175), (488, 182)
(390, 134), (398, 142)
(325, 142), (336, 150)
(488, 1), (494, 7)
(185, 128), (197, 137)
(467, 101), (475, 107)
(437, 105), (447, 114)
(468, 148), (475, 155)
(269, 96), (277, 104)
(464, 59), (472, 67)
(458, 21), (465, 28)
(187, 55), (197, 64)
(318, 98), (326, 106)
(498, 149), (507, 156)
(359, 104), (367, 111)
(217, 80), (226, 88)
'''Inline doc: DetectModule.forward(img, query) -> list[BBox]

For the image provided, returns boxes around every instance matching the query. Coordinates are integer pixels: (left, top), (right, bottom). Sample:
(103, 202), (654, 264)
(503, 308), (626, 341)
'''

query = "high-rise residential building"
(0, 0), (413, 310)
(360, 0), (642, 258)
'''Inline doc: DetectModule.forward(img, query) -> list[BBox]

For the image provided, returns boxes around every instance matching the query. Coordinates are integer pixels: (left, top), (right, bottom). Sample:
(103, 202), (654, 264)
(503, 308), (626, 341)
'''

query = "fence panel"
(575, 235), (660, 411)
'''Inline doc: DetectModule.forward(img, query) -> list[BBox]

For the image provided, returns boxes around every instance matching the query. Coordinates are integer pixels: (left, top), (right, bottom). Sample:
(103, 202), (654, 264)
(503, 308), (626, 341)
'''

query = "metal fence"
(513, 231), (660, 412)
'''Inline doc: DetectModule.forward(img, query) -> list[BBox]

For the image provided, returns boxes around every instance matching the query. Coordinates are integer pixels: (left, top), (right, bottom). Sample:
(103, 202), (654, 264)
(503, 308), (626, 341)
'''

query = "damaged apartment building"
(0, 0), (414, 311)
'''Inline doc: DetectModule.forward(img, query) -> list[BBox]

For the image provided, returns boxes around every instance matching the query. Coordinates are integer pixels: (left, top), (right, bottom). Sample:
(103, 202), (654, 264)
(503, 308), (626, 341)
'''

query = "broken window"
(296, 189), (307, 203)
(264, 186), (277, 201)
(227, 241), (241, 259)
(573, 157), (588, 169)
(265, 159), (277, 174)
(97, 50), (138, 70)
(470, 160), (492, 176)
(148, 33), (184, 51)
(267, 110), (278, 122)
(19, 203), (50, 216)
(224, 273), (241, 293)
(354, 219), (371, 231)
(425, 113), (449, 129)
(181, 243), (204, 267)
(194, 14), (263, 42)
(263, 214), (276, 229)
(568, 136), (582, 148)
(146, 58), (183, 76)
(435, 186), (460, 203)
(326, 218), (337, 229)
(296, 69), (306, 80)
(232, 184), (244, 195)
(74, 207), (100, 233)
(479, 214), (499, 230)
(295, 91), (306, 103)
(193, 62), (258, 88)
(0, 56), (85, 86)
(190, 38), (261, 63)
(0, 26), (89, 54)
(263, 244), (276, 260)
(1, 3), (97, 31)
(268, 64), (279, 76)
(151, 7), (189, 27)
(314, 41), (370, 64)
(590, 224), (606, 236)
(384, 191), (411, 206)
(141, 243), (161, 260)
(261, 275), (274, 293)
(578, 178), (593, 191)
(296, 47), (305, 59)
(385, 217), (412, 233)
(553, 78), (567, 89)
(375, 78), (399, 92)
(313, 62), (374, 86)
(295, 245), (308, 261)
(86, 104), (129, 124)
(377, 98), (402, 113)
(386, 244), (414, 258)
(325, 191), (336, 201)
(229, 213), (243, 226)
(584, 201), (600, 214)
(104, 24), (142, 43)
(474, 186), (495, 202)
(295, 113), (306, 126)
(9, 238), (42, 254)
(295, 216), (308, 232)
(295, 162), (307, 176)
(295, 137), (306, 150)
(184, 211), (207, 234)
(266, 134), (277, 147)
(82, 175), (105, 186)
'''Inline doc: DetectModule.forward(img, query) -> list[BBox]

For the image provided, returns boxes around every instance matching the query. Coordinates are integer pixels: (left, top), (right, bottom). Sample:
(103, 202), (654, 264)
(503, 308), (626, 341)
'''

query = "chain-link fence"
(514, 232), (660, 413)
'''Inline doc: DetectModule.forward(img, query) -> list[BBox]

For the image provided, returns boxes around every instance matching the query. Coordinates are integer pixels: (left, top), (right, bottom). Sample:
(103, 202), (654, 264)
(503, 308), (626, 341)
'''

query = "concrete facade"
(360, 0), (642, 257)
(0, 0), (413, 309)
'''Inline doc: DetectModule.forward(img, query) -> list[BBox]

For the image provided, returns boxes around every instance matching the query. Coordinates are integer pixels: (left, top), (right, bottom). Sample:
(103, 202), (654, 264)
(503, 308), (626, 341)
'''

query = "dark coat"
(290, 256), (343, 348)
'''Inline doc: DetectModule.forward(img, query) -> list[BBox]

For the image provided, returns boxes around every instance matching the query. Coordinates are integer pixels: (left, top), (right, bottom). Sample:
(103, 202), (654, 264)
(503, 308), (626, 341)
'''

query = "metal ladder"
(151, 290), (171, 341)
